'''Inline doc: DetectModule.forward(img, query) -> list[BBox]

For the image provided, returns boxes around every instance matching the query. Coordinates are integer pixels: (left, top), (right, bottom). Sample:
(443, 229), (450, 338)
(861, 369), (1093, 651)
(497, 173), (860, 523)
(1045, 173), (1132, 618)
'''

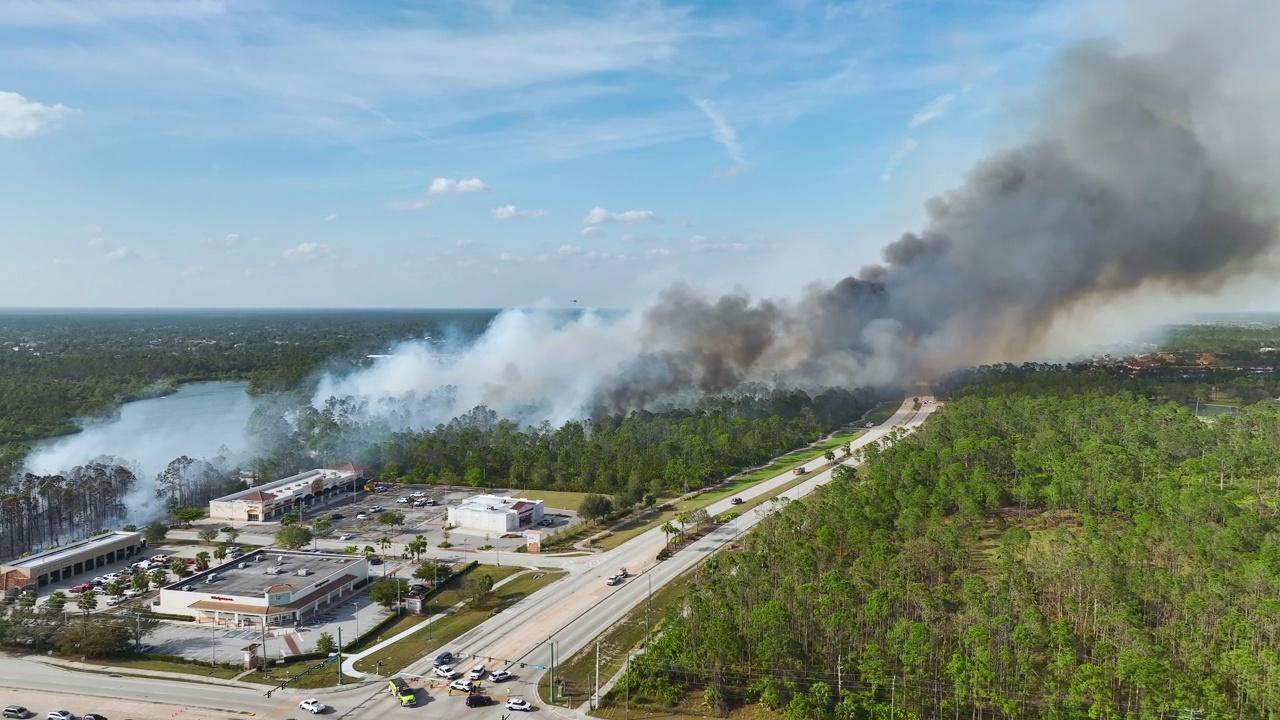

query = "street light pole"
(337, 626), (343, 686)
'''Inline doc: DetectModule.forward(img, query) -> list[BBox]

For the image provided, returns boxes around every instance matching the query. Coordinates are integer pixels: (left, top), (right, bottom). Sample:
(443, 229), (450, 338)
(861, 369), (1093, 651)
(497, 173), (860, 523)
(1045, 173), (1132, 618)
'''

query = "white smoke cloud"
(315, 309), (644, 428)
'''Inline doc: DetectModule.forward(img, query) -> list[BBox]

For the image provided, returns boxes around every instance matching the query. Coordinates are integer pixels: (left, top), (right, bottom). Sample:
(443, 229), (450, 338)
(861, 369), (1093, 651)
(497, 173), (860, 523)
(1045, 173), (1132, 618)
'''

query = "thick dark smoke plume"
(321, 1), (1280, 425)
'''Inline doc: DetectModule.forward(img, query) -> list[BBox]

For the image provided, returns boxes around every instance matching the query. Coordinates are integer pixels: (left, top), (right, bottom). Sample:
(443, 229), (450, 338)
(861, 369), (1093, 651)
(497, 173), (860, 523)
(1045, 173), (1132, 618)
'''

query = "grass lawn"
(863, 399), (901, 426)
(592, 429), (864, 552)
(545, 567), (697, 707)
(352, 569), (567, 675)
(508, 489), (591, 512)
(87, 656), (242, 680)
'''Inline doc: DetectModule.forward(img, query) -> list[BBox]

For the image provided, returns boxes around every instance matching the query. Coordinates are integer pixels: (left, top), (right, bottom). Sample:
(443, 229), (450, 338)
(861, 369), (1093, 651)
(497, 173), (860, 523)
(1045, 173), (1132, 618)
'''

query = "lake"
(25, 380), (264, 480)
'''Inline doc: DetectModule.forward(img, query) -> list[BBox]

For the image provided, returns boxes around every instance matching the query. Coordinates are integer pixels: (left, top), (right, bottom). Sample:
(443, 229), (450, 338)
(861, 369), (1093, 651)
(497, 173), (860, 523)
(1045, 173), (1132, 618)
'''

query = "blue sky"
(0, 0), (1084, 308)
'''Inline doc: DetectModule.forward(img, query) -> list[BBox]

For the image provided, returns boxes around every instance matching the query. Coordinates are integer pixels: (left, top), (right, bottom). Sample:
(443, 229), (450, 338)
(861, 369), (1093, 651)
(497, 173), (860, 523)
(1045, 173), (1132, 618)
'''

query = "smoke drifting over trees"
(322, 1), (1280, 426)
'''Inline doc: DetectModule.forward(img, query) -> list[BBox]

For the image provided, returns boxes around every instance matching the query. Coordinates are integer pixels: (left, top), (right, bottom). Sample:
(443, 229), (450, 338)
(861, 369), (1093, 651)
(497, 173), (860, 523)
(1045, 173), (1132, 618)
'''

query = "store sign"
(211, 596), (234, 601)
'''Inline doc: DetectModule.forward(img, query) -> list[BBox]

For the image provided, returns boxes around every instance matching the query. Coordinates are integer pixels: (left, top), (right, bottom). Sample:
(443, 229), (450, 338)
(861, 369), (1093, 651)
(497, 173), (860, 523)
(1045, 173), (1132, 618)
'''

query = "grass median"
(543, 566), (698, 708)
(352, 568), (567, 675)
(592, 429), (864, 552)
(82, 656), (243, 680)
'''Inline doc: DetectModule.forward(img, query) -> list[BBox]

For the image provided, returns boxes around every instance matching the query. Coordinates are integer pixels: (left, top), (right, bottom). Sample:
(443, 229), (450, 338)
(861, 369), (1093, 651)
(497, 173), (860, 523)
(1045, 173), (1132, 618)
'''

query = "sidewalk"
(337, 567), (536, 679)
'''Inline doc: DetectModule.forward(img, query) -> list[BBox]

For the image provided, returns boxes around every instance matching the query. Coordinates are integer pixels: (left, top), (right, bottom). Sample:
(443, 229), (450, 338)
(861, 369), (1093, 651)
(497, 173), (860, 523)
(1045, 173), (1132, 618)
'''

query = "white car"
(356, 513), (369, 520)
(298, 699), (326, 714)
(506, 698), (533, 711)
(433, 665), (459, 679)
(489, 669), (512, 682)
(449, 679), (473, 693)
(396, 497), (410, 504)
(105, 596), (123, 606)
(47, 712), (74, 720)
(468, 664), (487, 680)
(91, 576), (110, 585)
(123, 589), (142, 599)
(338, 533), (354, 541)
(605, 575), (621, 586)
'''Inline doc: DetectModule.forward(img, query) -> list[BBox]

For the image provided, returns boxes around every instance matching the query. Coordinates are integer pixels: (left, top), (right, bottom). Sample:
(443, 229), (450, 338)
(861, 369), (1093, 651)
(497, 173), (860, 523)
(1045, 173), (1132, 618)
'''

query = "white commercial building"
(155, 549), (369, 627)
(208, 466), (365, 522)
(448, 494), (545, 533)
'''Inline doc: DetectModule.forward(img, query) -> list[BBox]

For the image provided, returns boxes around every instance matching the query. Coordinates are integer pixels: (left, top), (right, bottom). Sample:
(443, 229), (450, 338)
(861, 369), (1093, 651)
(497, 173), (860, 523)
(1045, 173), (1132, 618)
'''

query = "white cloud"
(694, 98), (748, 178)
(323, 213), (338, 222)
(558, 244), (582, 255)
(200, 233), (241, 247)
(579, 226), (605, 238)
(491, 205), (547, 220)
(907, 92), (955, 129)
(429, 177), (489, 194)
(384, 198), (432, 211)
(647, 247), (676, 257)
(87, 237), (106, 248)
(583, 207), (657, 225)
(456, 238), (474, 247)
(880, 138), (918, 181)
(0, 91), (73, 138)
(105, 246), (137, 261)
(688, 235), (746, 252)
(283, 242), (331, 261)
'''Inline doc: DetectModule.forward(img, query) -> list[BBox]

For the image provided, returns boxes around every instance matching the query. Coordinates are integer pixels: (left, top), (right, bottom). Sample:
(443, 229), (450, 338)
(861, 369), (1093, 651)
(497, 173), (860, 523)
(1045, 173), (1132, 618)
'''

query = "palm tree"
(222, 527), (241, 544)
(213, 545), (227, 563)
(363, 545), (376, 557)
(149, 568), (169, 588)
(195, 551), (211, 571)
(824, 449), (836, 464)
(660, 521), (678, 545)
(76, 589), (99, 616)
(676, 511), (691, 537)
(840, 442), (851, 457)
(378, 536), (392, 557)
(344, 545), (359, 555)
(406, 534), (428, 561)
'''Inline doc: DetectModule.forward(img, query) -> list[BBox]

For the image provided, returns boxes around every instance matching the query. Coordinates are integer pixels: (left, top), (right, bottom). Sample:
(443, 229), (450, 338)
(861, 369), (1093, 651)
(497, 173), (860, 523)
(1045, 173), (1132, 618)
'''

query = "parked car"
(368, 557), (383, 566)
(410, 491), (426, 498)
(3, 706), (34, 719)
(433, 665), (459, 679)
(489, 669), (512, 682)
(605, 575), (621, 586)
(412, 500), (427, 507)
(465, 695), (493, 708)
(505, 698), (533, 711)
(396, 497), (410, 504)
(449, 679), (473, 693)
(105, 596), (123, 606)
(538, 518), (554, 527)
(434, 651), (454, 666)
(329, 514), (343, 521)
(730, 497), (744, 505)
(370, 505), (384, 512)
(298, 699), (326, 714)
(338, 533), (355, 541)
(468, 664), (487, 680)
(47, 711), (74, 720)
(356, 513), (369, 520)
(82, 714), (107, 720)
(409, 584), (428, 596)
(69, 583), (94, 594)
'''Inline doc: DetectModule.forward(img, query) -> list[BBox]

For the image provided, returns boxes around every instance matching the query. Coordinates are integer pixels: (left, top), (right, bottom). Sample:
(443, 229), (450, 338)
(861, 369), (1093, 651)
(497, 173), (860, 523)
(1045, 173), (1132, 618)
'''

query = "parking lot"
(285, 484), (583, 555)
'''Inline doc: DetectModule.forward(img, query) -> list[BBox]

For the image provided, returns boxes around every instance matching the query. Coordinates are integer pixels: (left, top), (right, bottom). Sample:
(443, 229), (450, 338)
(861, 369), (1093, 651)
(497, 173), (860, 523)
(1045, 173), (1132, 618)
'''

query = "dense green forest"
(248, 386), (888, 504)
(623, 367), (1280, 719)
(0, 309), (499, 442)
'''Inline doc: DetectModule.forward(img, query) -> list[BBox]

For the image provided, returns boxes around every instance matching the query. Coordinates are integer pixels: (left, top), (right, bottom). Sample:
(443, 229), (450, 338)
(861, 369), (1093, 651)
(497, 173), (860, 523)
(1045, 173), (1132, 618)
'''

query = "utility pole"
(625, 655), (630, 720)
(646, 573), (652, 644)
(837, 659), (841, 696)
(890, 676), (895, 719)
(337, 626), (343, 686)
(593, 640), (600, 710)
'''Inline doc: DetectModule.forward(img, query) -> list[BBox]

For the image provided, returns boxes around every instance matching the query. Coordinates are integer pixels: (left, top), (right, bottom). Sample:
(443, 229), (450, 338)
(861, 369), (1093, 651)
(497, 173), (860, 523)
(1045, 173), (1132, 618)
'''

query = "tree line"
(248, 385), (889, 505)
(622, 366), (1280, 719)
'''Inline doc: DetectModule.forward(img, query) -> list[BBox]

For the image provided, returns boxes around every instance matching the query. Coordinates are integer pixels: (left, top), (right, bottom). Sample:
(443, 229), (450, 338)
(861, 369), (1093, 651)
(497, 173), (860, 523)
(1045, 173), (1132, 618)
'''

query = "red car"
(69, 583), (94, 594)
